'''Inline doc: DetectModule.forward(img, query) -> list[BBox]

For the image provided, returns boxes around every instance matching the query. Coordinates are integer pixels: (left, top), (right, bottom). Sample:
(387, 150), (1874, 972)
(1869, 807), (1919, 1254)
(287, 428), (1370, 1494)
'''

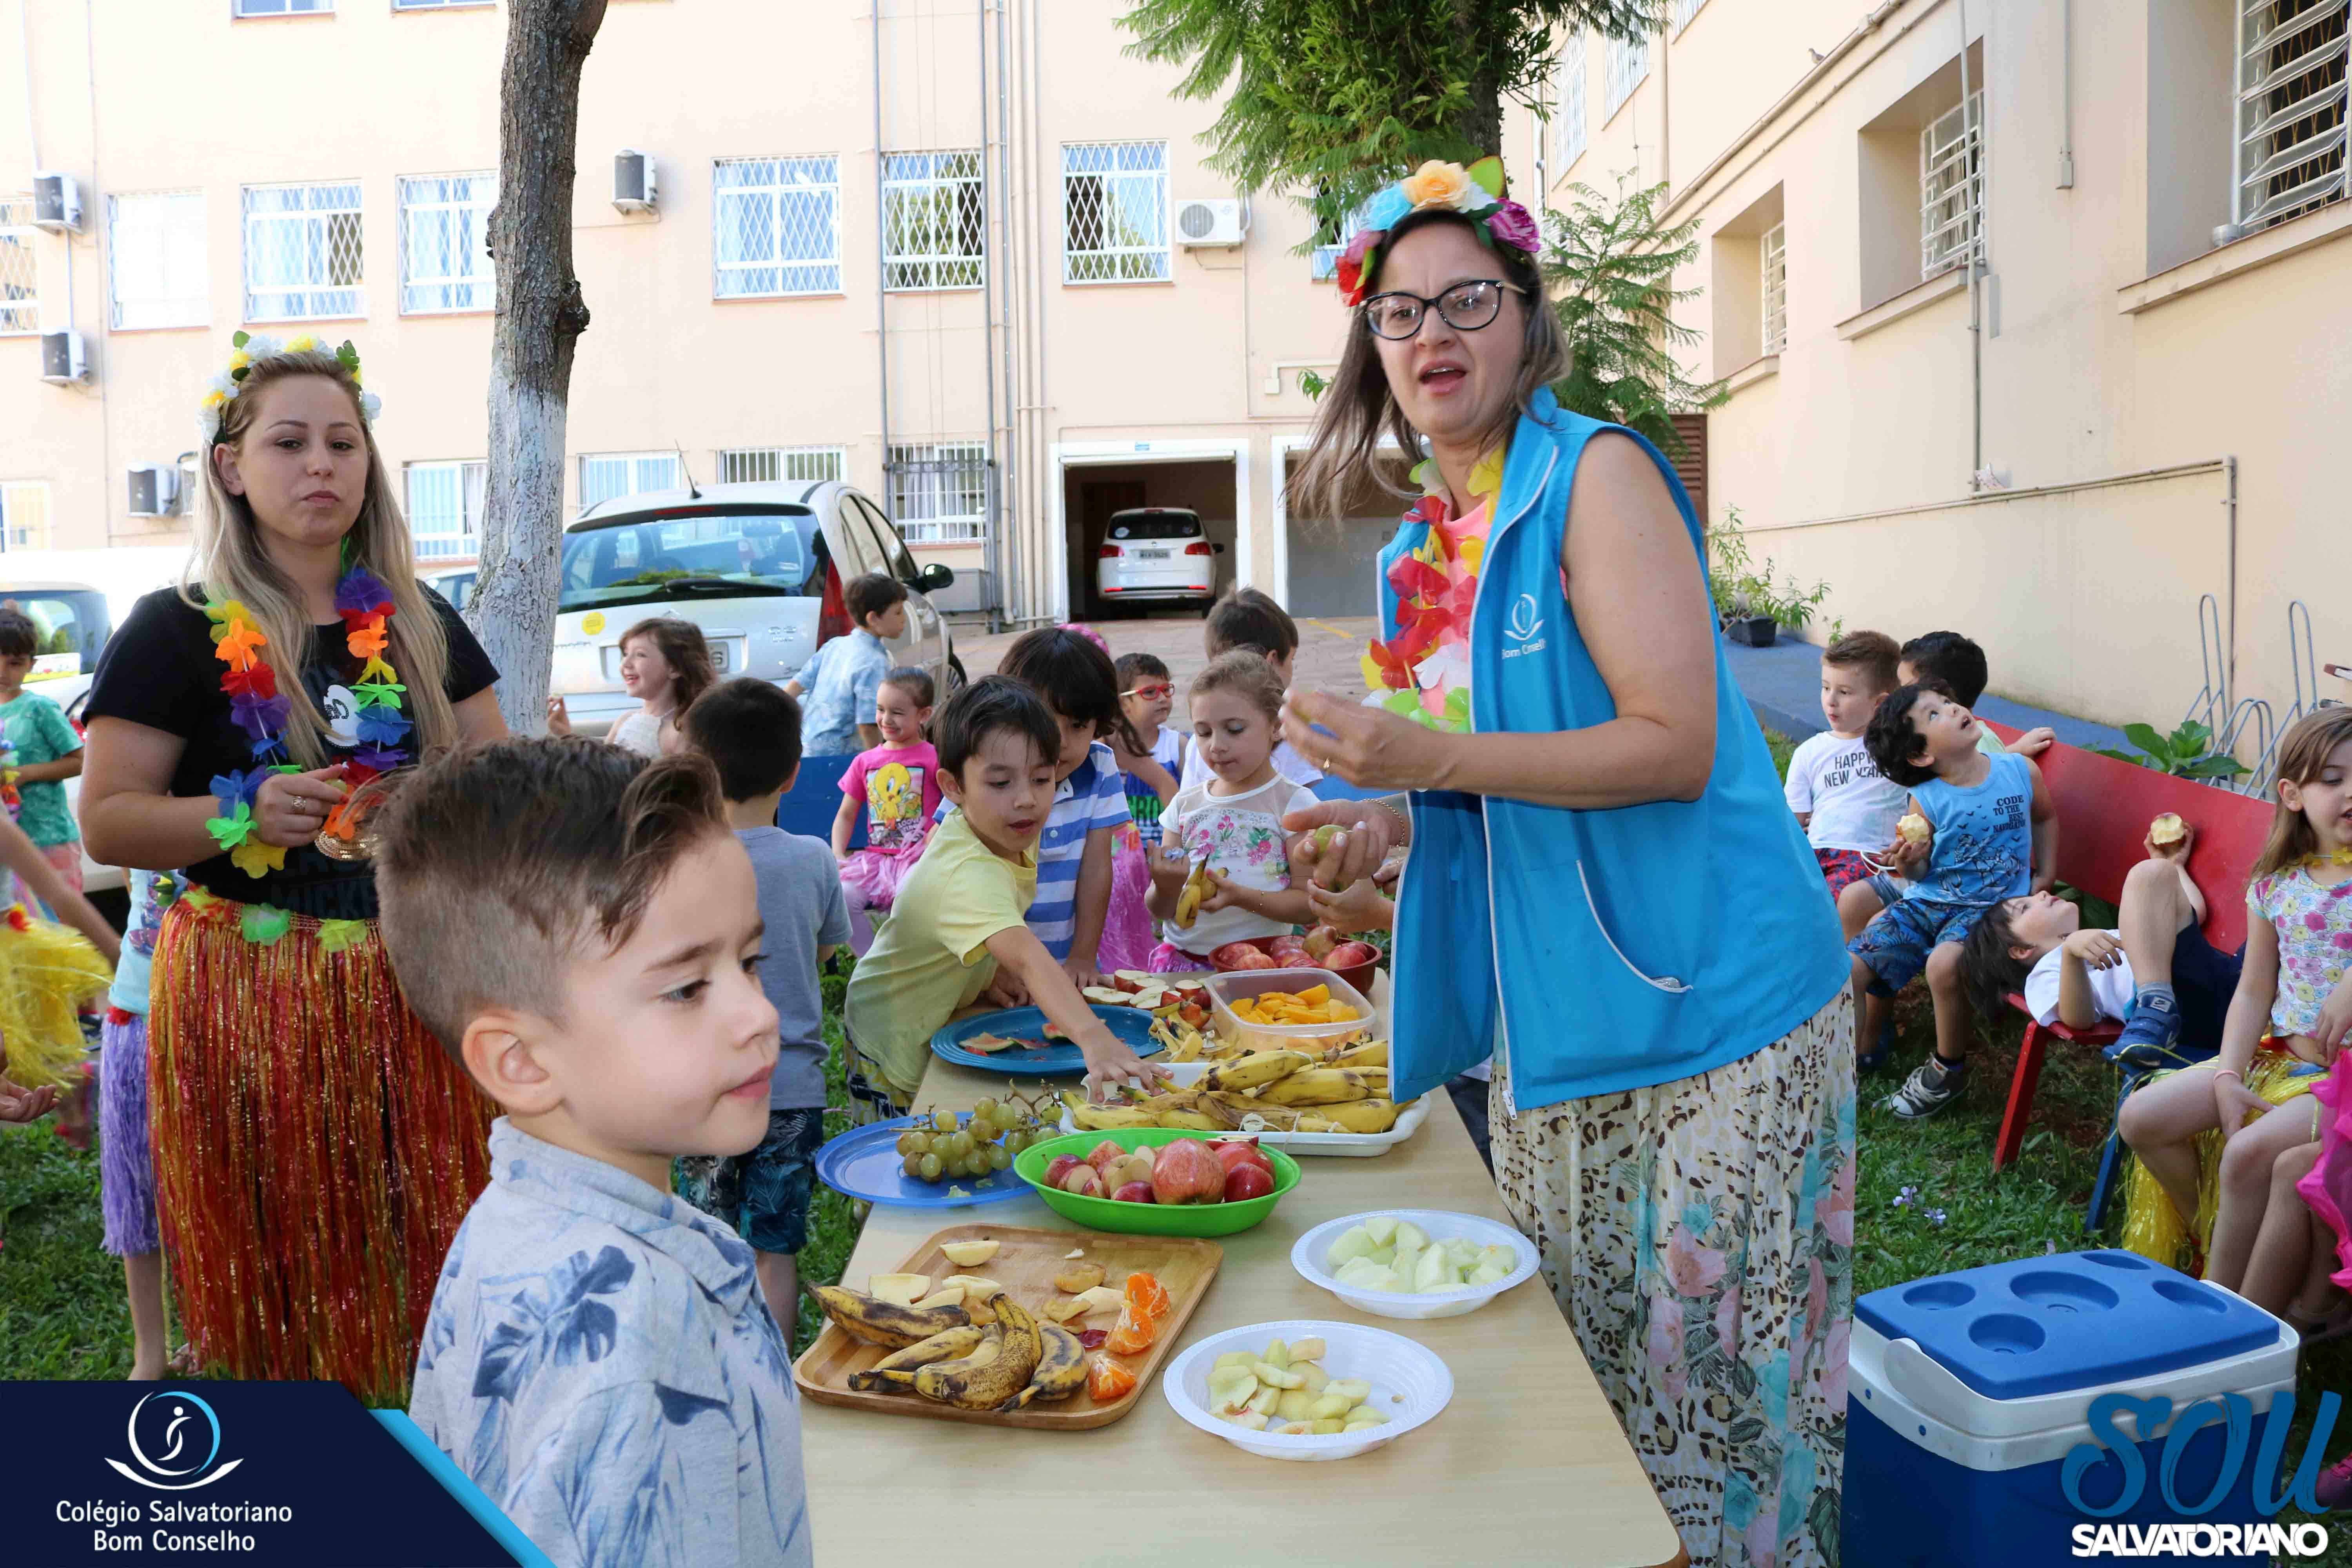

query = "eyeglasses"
(1360, 279), (1527, 341)
(1122, 684), (1174, 700)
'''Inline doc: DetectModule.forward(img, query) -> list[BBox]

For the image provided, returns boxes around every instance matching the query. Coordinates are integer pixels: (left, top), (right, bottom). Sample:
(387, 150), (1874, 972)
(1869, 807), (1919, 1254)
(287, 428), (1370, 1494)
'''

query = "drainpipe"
(1958, 0), (1982, 493)
(994, 0), (1019, 628)
(976, 0), (999, 619)
(2225, 456), (2238, 694)
(2056, 0), (2075, 188)
(872, 4), (891, 510)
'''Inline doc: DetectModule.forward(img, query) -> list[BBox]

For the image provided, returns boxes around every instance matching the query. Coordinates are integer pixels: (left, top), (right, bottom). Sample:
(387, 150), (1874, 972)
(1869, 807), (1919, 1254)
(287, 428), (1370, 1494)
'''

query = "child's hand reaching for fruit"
(1307, 875), (1395, 935)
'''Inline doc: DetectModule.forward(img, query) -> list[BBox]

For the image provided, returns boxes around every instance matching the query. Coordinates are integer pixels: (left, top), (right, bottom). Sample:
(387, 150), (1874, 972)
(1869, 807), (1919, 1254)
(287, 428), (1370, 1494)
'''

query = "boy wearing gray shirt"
(680, 679), (851, 1332)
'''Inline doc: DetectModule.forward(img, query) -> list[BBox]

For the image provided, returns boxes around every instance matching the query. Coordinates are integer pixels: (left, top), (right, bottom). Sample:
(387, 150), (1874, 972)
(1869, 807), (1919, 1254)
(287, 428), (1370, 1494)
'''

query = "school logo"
(1504, 593), (1543, 643)
(104, 1391), (245, 1491)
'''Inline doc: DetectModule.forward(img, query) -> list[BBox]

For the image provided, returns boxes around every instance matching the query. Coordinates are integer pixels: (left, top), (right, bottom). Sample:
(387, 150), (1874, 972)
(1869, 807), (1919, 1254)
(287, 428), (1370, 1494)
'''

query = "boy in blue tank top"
(1849, 680), (2058, 1119)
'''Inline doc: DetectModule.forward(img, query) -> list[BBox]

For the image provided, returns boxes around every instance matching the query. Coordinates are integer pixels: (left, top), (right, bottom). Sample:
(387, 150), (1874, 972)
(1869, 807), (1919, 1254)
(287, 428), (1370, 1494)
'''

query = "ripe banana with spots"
(846, 1324), (987, 1391)
(1200, 1049), (1315, 1093)
(812, 1284), (971, 1348)
(1254, 1067), (1374, 1106)
(999, 1321), (1088, 1410)
(1062, 1096), (1161, 1131)
(1174, 859), (1215, 927)
(1316, 1097), (1405, 1133)
(918, 1292), (1042, 1410)
(1323, 1039), (1389, 1069)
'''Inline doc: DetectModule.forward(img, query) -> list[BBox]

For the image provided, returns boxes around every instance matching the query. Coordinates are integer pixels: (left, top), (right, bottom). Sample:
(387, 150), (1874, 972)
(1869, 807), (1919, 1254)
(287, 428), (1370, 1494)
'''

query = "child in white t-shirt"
(1784, 631), (1907, 898)
(1147, 653), (1318, 969)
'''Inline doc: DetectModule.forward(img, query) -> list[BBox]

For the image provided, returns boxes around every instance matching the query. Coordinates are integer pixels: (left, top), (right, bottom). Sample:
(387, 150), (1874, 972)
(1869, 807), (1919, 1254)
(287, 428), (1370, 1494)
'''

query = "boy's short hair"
(1957, 902), (2036, 1023)
(0, 608), (38, 662)
(1823, 630), (1901, 695)
(934, 674), (1060, 778)
(1205, 587), (1298, 662)
(880, 664), (935, 711)
(1900, 630), (1989, 707)
(846, 572), (909, 626)
(682, 677), (804, 802)
(376, 738), (729, 1061)
(1115, 652), (1170, 688)
(1864, 679), (1956, 788)
(997, 626), (1120, 736)
(1189, 650), (1285, 722)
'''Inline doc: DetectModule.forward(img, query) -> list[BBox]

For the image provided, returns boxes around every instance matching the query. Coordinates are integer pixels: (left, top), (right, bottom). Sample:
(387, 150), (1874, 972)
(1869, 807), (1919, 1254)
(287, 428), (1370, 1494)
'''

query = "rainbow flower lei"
(203, 565), (407, 878)
(1361, 448), (1506, 733)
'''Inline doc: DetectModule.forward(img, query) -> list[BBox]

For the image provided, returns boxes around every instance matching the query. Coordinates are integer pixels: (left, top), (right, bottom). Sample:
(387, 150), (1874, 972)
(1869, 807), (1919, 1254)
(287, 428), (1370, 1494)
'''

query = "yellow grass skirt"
(149, 892), (495, 1405)
(0, 907), (114, 1089)
(2120, 1051), (2321, 1271)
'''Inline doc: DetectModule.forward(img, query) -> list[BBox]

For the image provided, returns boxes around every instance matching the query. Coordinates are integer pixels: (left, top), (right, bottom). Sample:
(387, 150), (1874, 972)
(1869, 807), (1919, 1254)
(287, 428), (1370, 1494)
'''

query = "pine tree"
(1120, 0), (1661, 237)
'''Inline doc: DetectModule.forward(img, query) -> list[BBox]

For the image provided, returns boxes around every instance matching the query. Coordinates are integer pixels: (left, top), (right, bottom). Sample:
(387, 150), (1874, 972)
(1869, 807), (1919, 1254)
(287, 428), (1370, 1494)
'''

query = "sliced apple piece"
(1275, 1391), (1318, 1421)
(911, 1287), (965, 1311)
(1226, 1410), (1272, 1431)
(1288, 1336), (1327, 1362)
(1071, 1285), (1126, 1316)
(1054, 1263), (1106, 1294)
(1296, 1362), (1330, 1395)
(938, 1274), (1004, 1299)
(1310, 1419), (1347, 1435)
(1212, 1350), (1259, 1376)
(1325, 1378), (1372, 1404)
(1252, 1360), (1305, 1389)
(1245, 1381), (1283, 1416)
(867, 1272), (930, 1307)
(939, 1239), (1000, 1267)
(1394, 1220), (1429, 1252)
(1362, 1216), (1399, 1247)
(1082, 985), (1131, 1005)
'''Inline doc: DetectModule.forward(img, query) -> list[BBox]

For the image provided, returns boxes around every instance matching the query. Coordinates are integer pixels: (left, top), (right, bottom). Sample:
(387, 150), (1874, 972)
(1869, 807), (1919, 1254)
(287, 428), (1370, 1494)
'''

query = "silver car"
(549, 480), (962, 740)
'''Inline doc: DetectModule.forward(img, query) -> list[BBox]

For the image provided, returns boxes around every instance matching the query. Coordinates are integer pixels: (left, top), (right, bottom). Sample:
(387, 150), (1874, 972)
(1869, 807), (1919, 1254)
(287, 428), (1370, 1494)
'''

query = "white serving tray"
(1061, 1060), (1430, 1157)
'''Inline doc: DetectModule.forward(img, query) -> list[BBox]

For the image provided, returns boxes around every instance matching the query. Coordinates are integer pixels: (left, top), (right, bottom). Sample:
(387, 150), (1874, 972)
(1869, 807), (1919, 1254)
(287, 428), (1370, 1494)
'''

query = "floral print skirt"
(1492, 994), (1855, 1568)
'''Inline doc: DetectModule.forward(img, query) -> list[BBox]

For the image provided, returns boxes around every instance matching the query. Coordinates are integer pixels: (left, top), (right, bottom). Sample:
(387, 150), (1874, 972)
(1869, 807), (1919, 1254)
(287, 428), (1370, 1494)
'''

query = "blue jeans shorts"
(1849, 897), (1990, 996)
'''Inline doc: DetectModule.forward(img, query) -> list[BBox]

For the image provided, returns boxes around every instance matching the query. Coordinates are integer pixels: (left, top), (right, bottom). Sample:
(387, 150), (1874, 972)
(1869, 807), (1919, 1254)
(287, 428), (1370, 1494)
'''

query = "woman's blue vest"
(1378, 388), (1847, 1107)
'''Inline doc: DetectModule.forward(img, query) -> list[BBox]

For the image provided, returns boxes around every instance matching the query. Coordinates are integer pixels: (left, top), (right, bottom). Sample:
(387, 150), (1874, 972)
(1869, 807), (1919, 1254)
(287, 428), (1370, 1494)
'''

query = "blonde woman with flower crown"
(81, 334), (506, 1404)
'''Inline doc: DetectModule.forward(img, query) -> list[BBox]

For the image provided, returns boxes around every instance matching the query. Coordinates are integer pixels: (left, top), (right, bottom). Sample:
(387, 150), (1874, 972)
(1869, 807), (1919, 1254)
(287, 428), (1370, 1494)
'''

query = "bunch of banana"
(847, 1324), (985, 1391)
(1173, 858), (1216, 927)
(1063, 1088), (1233, 1132)
(813, 1284), (971, 1348)
(1050, 1041), (1412, 1136)
(916, 1291), (1045, 1410)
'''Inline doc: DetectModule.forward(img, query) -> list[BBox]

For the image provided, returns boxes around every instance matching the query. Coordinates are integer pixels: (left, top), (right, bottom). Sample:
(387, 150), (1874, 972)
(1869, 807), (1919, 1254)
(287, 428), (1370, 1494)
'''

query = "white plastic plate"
(1160, 1318), (1453, 1461)
(1290, 1209), (1541, 1321)
(1058, 1061), (1429, 1157)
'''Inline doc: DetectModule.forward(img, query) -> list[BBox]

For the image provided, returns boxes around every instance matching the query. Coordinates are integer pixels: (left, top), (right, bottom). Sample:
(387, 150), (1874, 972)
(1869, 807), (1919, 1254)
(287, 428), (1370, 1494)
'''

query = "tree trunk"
(1450, 0), (1505, 156)
(467, 0), (607, 736)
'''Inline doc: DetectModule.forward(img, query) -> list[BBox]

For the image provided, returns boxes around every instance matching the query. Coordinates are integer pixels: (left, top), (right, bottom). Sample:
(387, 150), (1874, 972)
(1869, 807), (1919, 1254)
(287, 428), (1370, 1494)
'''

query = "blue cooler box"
(1844, 1250), (2296, 1567)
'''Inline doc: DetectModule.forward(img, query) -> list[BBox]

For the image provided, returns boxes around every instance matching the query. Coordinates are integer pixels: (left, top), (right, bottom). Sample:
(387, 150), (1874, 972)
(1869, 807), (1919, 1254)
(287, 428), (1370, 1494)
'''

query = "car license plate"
(1136, 549), (1171, 561)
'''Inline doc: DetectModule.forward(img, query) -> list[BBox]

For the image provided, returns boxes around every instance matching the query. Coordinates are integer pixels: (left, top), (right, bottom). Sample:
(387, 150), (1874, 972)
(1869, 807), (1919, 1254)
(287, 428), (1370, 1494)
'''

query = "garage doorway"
(1275, 439), (1411, 620)
(1060, 456), (1240, 620)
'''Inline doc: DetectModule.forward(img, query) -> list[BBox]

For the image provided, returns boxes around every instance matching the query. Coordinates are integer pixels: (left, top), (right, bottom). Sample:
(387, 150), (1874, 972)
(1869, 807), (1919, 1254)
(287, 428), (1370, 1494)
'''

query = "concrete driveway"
(956, 610), (1378, 729)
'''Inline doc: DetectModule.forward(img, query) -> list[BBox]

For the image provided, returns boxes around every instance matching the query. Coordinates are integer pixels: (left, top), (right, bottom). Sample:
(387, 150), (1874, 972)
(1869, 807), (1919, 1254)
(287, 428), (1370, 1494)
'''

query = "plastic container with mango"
(1204, 969), (1377, 1054)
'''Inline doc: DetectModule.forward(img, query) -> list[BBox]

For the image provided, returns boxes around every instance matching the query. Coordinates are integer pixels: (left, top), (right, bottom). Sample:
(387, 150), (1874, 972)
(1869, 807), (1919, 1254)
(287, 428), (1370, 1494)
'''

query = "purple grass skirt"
(99, 1010), (161, 1257)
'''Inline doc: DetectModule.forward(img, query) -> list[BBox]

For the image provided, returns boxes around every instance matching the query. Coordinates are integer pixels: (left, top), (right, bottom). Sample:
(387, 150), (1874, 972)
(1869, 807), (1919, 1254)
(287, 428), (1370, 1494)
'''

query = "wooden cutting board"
(793, 1223), (1221, 1430)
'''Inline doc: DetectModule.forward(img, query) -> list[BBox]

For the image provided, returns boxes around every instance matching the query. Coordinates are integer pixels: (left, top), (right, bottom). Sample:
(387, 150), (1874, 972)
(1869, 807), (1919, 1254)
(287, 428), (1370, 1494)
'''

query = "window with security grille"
(1671, 0), (1708, 31)
(578, 452), (683, 517)
(714, 156), (840, 298)
(719, 446), (846, 485)
(2234, 0), (2349, 231)
(244, 181), (363, 321)
(1063, 142), (1170, 284)
(1920, 93), (1984, 279)
(1605, 31), (1649, 117)
(1310, 194), (1385, 281)
(394, 0), (491, 8)
(0, 483), (51, 552)
(235, 0), (331, 15)
(400, 173), (495, 314)
(1554, 34), (1590, 171)
(109, 192), (209, 330)
(405, 461), (485, 561)
(1760, 221), (1787, 355)
(0, 198), (36, 336)
(884, 152), (985, 291)
(887, 443), (987, 542)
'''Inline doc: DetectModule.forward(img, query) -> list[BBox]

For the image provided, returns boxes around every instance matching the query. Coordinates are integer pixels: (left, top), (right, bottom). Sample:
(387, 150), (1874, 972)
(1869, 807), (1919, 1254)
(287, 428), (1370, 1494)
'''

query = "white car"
(549, 479), (963, 740)
(1095, 507), (1222, 608)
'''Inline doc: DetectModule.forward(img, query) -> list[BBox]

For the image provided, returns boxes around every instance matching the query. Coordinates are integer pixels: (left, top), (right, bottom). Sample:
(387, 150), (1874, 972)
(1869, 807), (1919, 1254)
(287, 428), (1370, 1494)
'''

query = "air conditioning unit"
(613, 150), (657, 214)
(32, 172), (82, 233)
(39, 330), (87, 385)
(127, 464), (181, 517)
(1174, 198), (1244, 248)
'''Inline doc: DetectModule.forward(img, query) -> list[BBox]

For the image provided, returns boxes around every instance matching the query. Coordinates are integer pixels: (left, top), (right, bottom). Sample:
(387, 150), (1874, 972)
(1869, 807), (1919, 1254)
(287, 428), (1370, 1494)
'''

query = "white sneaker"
(1883, 1056), (1966, 1120)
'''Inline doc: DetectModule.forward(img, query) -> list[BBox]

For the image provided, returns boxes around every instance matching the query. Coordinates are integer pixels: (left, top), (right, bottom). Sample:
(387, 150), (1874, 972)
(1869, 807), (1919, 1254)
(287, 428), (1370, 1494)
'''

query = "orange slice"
(1087, 1352), (1138, 1401)
(1104, 1302), (1158, 1355)
(1124, 1270), (1172, 1322)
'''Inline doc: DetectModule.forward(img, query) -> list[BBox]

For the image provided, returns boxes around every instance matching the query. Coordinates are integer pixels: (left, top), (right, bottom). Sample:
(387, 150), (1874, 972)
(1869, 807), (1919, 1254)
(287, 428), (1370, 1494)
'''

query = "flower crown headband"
(1335, 156), (1541, 308)
(199, 330), (383, 443)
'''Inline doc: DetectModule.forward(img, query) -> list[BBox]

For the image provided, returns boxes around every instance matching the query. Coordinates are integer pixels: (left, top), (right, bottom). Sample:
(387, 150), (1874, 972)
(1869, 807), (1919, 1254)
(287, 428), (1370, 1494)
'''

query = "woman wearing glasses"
(1283, 159), (1853, 1568)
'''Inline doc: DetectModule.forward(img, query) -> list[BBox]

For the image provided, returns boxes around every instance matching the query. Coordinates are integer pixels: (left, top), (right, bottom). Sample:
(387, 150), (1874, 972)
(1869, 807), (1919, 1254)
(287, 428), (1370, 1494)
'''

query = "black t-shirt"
(86, 585), (498, 918)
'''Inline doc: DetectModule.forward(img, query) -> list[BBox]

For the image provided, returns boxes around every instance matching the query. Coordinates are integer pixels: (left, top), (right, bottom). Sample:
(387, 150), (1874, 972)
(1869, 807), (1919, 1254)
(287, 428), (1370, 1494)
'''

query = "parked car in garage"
(426, 567), (475, 612)
(549, 479), (964, 741)
(1095, 507), (1223, 608)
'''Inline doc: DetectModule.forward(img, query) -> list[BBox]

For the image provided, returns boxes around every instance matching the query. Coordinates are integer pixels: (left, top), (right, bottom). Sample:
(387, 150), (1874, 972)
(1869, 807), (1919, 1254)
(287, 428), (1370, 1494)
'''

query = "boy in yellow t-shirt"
(842, 676), (1166, 1119)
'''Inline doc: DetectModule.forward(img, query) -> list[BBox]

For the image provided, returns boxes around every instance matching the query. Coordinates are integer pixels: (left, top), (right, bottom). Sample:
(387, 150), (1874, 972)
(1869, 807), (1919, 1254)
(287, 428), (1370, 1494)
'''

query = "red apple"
(1043, 1155), (1083, 1189)
(1085, 1138), (1129, 1177)
(1214, 1140), (1272, 1179)
(1209, 942), (1261, 971)
(1224, 1162), (1276, 1202)
(1151, 1138), (1227, 1204)
(1111, 1180), (1156, 1204)
(1303, 924), (1340, 960)
(1059, 1164), (1104, 1197)
(1326, 941), (1379, 969)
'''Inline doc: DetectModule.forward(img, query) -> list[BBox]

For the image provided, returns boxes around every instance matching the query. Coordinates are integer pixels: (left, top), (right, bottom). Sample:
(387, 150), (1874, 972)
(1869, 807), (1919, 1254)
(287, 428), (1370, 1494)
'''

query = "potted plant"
(1705, 506), (1833, 647)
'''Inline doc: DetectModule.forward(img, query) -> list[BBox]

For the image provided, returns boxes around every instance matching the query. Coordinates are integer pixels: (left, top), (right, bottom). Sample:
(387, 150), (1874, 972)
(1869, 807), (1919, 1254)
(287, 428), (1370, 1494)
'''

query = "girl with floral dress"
(1144, 653), (1318, 971)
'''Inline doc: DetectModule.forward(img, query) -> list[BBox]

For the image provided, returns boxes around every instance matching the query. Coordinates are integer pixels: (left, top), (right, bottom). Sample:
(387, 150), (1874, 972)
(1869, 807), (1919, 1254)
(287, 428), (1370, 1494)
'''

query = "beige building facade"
(1510, 0), (2352, 737)
(0, 0), (1395, 630)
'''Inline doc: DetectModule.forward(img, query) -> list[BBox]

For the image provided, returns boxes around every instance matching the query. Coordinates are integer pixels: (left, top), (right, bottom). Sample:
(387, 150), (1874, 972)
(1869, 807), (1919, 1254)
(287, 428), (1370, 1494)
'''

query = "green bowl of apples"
(1014, 1129), (1301, 1237)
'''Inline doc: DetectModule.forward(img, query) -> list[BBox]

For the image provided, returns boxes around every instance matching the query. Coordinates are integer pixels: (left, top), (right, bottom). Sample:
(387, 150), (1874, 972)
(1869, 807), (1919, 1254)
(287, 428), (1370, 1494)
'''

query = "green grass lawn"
(5, 753), (2345, 1550)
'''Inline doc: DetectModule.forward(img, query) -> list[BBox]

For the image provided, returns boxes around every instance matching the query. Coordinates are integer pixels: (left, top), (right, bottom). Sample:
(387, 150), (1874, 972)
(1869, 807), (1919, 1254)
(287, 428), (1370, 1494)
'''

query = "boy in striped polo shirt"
(996, 628), (1132, 986)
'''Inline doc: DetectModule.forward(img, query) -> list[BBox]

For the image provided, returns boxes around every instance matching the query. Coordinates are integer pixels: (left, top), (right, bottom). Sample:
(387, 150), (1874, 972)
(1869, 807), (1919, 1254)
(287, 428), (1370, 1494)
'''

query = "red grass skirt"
(148, 893), (495, 1405)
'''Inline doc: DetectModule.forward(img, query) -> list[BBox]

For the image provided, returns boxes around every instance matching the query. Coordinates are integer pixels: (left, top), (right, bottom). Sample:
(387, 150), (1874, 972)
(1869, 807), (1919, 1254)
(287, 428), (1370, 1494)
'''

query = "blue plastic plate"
(812, 1116), (1034, 1209)
(928, 1004), (1163, 1075)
